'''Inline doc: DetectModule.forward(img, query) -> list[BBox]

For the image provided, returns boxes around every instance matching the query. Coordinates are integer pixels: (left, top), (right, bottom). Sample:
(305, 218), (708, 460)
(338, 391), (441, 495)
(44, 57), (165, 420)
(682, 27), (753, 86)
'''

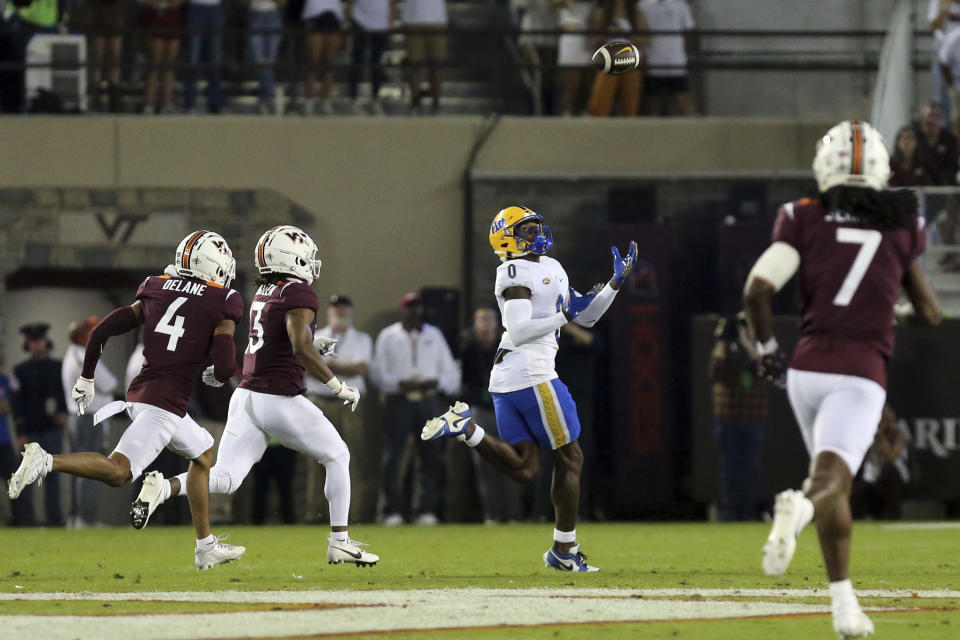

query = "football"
(592, 41), (642, 75)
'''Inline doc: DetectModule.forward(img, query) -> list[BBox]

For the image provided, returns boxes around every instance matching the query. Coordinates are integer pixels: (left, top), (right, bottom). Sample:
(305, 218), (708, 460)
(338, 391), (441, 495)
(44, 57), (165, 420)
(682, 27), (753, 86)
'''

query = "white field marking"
(0, 587), (948, 640)
(879, 522), (960, 531)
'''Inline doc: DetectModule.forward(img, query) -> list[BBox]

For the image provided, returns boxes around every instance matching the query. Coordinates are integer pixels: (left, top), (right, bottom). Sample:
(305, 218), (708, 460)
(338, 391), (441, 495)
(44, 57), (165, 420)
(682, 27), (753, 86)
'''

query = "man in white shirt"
(61, 316), (118, 528)
(349, 0), (392, 114)
(305, 294), (375, 522)
(639, 0), (695, 116)
(402, 0), (448, 113)
(930, 0), (960, 122)
(372, 292), (460, 525)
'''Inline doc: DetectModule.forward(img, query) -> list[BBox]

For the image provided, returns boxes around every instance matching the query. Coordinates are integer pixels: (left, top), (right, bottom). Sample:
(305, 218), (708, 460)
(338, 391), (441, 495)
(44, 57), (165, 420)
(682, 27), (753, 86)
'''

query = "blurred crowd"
(0, 290), (610, 527)
(0, 0), (696, 115)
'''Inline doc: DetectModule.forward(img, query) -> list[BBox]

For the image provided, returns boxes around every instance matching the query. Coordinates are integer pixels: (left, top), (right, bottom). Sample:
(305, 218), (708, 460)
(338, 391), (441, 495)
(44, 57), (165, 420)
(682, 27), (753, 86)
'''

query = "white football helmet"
(254, 225), (322, 284)
(812, 120), (890, 192)
(174, 230), (236, 287)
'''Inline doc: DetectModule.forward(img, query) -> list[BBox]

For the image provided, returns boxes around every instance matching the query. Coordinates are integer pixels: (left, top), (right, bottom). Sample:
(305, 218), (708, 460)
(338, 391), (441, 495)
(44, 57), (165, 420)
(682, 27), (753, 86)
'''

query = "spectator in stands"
(852, 406), (911, 520)
(586, 0), (647, 117)
(912, 101), (959, 185)
(930, 0), (960, 122)
(85, 0), (125, 112)
(372, 292), (460, 526)
(348, 0), (390, 114)
(184, 0), (226, 113)
(639, 0), (695, 116)
(889, 126), (934, 187)
(458, 307), (522, 524)
(305, 295), (375, 523)
(301, 0), (344, 115)
(708, 313), (767, 521)
(556, 0), (594, 116)
(0, 365), (33, 526)
(247, 0), (286, 114)
(0, 0), (68, 112)
(515, 0), (559, 115)
(61, 316), (119, 528)
(10, 323), (67, 527)
(139, 0), (185, 114)
(402, 0), (447, 114)
(251, 439), (297, 523)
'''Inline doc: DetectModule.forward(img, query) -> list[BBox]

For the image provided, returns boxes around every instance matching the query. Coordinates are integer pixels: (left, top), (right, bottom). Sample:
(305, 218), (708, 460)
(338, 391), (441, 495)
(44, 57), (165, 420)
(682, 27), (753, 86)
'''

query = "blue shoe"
(543, 544), (600, 572)
(421, 401), (472, 441)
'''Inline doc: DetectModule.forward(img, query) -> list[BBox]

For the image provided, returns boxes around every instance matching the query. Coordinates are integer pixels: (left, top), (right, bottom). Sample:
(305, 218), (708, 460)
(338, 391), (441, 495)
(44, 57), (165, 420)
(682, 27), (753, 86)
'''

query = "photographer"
(708, 312), (768, 521)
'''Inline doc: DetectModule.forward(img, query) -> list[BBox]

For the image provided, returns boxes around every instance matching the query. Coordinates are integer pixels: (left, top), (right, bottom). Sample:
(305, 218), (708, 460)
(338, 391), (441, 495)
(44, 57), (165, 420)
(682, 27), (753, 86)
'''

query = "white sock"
(829, 579), (858, 609)
(324, 454), (351, 529)
(553, 528), (576, 544)
(43, 454), (53, 474)
(465, 425), (485, 447)
(161, 480), (172, 502)
(330, 530), (349, 544)
(173, 472), (188, 497)
(196, 534), (216, 552)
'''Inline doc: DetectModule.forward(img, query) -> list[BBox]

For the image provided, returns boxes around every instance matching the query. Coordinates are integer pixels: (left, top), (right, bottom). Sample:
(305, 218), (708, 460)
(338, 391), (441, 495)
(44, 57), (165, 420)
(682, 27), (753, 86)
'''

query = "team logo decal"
(543, 278), (551, 284)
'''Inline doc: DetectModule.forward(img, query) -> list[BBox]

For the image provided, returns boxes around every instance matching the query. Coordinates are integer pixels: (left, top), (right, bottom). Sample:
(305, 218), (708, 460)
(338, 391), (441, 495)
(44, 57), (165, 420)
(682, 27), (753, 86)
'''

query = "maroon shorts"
(140, 7), (184, 38)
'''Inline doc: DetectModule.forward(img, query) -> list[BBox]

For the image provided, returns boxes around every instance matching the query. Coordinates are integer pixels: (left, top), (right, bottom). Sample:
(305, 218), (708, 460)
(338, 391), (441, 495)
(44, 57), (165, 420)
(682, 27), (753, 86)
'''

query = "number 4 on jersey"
(833, 228), (882, 306)
(156, 296), (188, 351)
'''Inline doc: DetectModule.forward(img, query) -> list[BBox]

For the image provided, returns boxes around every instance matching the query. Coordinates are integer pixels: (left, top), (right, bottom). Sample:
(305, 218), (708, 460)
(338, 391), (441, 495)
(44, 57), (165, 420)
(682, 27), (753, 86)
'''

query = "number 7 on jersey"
(833, 228), (882, 307)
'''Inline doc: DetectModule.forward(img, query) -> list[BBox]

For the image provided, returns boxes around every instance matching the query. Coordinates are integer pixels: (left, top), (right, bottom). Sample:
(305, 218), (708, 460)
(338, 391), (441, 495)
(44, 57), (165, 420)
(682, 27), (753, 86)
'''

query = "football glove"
(201, 365), (225, 388)
(72, 377), (95, 416)
(313, 334), (339, 359)
(756, 338), (787, 389)
(611, 241), (638, 286)
(324, 375), (360, 412)
(565, 284), (603, 320)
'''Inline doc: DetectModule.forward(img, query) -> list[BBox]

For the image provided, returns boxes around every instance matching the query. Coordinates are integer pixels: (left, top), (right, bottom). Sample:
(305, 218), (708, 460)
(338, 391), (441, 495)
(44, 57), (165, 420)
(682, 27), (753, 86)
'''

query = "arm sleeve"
(503, 299), (567, 346)
(82, 306), (142, 379)
(913, 215), (928, 260)
(745, 242), (801, 293)
(572, 283), (619, 328)
(211, 333), (237, 383)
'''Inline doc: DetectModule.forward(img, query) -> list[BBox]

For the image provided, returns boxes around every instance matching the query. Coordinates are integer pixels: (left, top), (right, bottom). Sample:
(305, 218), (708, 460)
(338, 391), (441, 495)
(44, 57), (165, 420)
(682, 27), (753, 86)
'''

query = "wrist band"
(465, 425), (485, 447)
(324, 376), (343, 393)
(756, 337), (779, 356)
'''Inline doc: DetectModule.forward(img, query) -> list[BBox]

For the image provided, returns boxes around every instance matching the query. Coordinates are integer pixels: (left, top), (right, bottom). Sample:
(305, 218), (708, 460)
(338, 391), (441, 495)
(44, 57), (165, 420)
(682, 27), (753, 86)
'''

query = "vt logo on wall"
(60, 212), (187, 246)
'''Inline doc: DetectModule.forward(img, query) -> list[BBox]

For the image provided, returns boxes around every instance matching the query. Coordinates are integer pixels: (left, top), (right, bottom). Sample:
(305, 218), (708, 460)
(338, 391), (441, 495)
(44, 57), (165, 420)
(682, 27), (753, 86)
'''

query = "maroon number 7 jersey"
(239, 278), (319, 397)
(127, 274), (244, 416)
(772, 198), (926, 388)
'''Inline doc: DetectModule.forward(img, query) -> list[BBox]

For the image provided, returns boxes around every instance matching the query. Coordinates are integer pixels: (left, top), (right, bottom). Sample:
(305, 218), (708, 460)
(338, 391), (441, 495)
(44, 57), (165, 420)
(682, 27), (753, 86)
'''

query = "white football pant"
(176, 387), (351, 526)
(786, 368), (886, 476)
(113, 402), (214, 481)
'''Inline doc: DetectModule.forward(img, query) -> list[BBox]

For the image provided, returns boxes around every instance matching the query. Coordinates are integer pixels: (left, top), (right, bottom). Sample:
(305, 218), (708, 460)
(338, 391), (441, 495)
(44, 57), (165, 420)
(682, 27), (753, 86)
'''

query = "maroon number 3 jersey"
(772, 198), (926, 388)
(127, 274), (244, 416)
(239, 278), (319, 396)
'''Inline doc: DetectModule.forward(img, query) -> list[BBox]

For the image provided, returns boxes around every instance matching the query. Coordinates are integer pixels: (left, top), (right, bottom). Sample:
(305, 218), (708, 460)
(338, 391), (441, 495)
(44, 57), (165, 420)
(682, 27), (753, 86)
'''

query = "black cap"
(329, 294), (353, 307)
(20, 322), (50, 339)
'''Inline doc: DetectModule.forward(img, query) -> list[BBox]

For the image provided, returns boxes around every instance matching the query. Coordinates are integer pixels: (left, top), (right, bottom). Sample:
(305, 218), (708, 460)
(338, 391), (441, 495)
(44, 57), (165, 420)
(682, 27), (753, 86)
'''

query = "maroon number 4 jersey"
(239, 278), (319, 396)
(772, 198), (926, 388)
(127, 274), (244, 416)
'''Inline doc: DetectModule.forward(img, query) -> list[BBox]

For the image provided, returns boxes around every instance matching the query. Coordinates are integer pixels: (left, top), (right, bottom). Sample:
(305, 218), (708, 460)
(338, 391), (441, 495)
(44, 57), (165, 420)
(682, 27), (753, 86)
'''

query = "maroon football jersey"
(127, 275), (244, 416)
(239, 278), (319, 396)
(772, 198), (926, 387)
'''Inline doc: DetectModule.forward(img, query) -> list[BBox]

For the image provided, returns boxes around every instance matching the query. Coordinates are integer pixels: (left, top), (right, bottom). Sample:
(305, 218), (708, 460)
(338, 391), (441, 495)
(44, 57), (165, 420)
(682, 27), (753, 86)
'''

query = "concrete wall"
(0, 116), (834, 334)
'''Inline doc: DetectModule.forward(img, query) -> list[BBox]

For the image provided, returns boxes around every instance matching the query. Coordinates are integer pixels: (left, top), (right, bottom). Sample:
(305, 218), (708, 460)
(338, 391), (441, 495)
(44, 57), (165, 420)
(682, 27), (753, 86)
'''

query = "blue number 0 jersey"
(489, 256), (581, 450)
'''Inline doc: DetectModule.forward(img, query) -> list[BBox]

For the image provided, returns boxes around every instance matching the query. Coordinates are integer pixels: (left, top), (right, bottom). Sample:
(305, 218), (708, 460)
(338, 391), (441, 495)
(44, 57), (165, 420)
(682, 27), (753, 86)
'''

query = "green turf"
(0, 522), (956, 593)
(1, 522), (957, 639)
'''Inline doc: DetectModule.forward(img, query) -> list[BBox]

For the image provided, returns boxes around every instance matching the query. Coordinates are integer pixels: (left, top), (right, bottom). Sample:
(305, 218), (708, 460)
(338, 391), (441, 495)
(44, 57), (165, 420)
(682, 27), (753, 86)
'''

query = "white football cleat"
(8, 443), (49, 499)
(762, 489), (812, 577)
(195, 535), (246, 570)
(833, 606), (874, 638)
(327, 538), (379, 567)
(421, 401), (471, 441)
(131, 471), (166, 530)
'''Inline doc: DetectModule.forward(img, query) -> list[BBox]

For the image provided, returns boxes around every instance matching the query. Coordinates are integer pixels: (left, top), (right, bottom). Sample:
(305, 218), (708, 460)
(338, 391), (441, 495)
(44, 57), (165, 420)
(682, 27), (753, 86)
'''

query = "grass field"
(1, 522), (958, 639)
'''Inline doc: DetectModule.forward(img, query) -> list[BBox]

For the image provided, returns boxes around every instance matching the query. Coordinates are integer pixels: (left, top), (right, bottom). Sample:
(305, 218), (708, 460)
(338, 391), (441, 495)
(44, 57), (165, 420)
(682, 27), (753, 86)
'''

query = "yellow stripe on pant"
(536, 382), (567, 448)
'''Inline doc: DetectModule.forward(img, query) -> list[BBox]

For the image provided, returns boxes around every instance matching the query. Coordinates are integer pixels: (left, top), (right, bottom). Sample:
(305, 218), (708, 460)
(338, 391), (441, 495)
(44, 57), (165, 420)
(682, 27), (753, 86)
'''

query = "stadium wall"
(0, 116), (833, 333)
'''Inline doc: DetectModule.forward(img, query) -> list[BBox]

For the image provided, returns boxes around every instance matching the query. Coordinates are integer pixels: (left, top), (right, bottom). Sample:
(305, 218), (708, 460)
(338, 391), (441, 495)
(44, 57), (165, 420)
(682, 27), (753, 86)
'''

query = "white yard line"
(879, 522), (960, 530)
(0, 587), (951, 640)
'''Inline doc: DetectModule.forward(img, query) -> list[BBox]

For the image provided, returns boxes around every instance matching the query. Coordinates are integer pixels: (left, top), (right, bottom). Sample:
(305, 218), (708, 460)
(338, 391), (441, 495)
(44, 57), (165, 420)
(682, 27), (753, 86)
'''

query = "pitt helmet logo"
(491, 218), (507, 233)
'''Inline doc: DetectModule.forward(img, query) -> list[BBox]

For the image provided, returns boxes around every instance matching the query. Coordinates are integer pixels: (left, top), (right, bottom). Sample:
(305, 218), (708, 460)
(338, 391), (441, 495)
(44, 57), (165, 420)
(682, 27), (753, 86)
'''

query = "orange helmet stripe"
(181, 230), (207, 270)
(258, 226), (281, 268)
(850, 121), (863, 175)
